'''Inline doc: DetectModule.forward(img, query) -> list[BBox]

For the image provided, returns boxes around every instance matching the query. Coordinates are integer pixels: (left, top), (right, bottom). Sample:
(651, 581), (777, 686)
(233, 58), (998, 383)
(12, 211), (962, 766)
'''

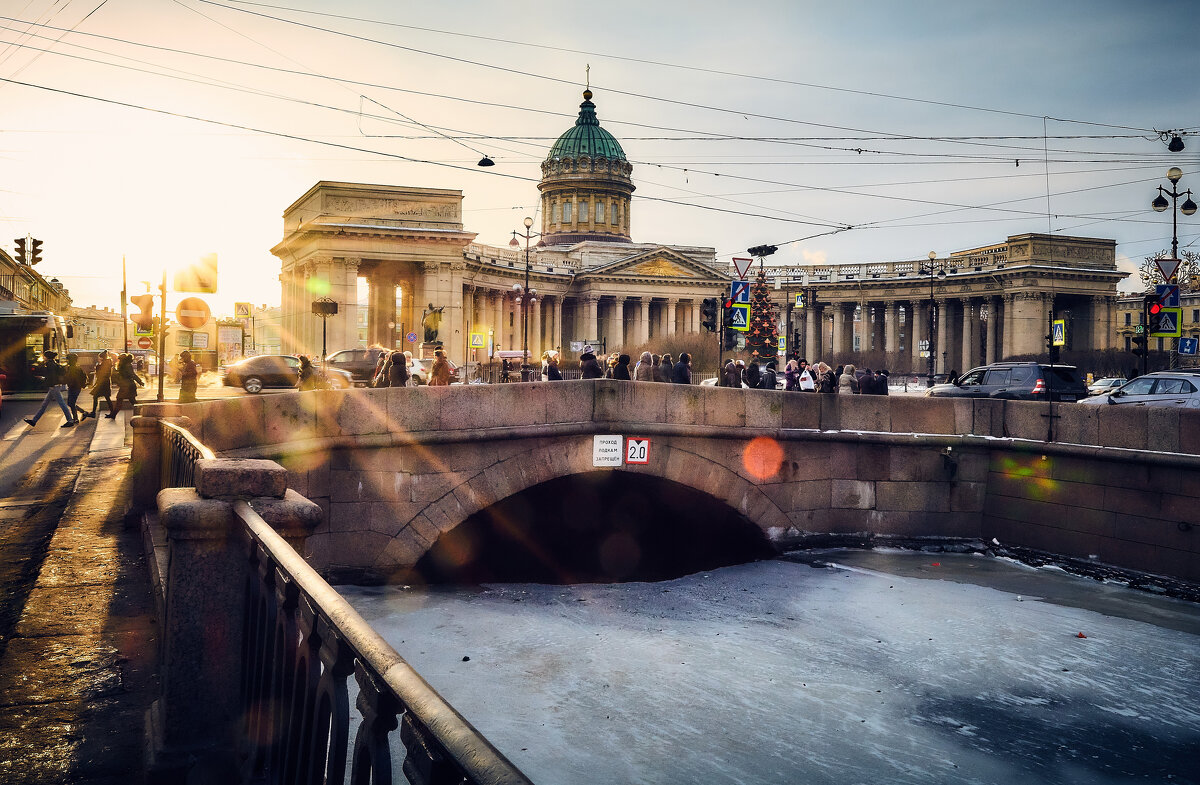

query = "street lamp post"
(921, 251), (947, 387)
(509, 216), (540, 381)
(1152, 167), (1197, 261)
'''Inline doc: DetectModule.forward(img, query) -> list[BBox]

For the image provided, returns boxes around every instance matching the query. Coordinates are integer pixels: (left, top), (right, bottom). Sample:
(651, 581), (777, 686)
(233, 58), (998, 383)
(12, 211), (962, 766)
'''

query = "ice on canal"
(342, 551), (1200, 785)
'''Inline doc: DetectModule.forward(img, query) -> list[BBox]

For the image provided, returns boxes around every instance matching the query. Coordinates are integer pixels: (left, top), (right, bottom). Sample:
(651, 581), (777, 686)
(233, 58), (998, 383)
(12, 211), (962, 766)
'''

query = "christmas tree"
(745, 267), (778, 360)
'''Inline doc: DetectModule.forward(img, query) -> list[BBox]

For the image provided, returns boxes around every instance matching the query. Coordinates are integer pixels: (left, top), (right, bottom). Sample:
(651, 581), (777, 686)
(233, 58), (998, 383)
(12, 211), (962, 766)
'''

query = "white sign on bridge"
(593, 435), (623, 467)
(626, 438), (650, 464)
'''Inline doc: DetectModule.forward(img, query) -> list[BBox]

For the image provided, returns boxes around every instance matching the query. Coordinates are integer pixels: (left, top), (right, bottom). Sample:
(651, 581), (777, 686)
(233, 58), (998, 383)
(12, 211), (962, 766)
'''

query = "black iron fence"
(159, 419), (215, 488)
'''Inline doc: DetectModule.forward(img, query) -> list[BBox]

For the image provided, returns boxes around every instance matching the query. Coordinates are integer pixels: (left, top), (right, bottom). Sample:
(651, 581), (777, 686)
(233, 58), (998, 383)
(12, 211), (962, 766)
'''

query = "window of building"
(553, 203), (560, 224)
(596, 202), (605, 223)
(579, 201), (588, 222)
(563, 202), (572, 223)
(1124, 312), (1131, 326)
(1193, 308), (1199, 323)
(1124, 336), (1131, 351)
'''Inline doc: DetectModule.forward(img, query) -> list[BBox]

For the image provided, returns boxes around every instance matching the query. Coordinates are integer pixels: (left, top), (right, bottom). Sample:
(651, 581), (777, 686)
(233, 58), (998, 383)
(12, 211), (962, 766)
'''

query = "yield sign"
(1155, 256), (1181, 282)
(732, 257), (754, 278)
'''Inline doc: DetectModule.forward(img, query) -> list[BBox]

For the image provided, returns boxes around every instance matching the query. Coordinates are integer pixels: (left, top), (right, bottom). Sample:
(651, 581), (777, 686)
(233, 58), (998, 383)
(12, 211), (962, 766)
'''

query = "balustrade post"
(130, 404), (187, 514)
(146, 458), (321, 783)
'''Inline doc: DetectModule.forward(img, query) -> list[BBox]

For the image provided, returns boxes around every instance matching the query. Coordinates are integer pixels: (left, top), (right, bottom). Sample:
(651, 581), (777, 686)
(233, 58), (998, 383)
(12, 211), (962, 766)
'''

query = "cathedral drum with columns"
(271, 91), (1124, 373)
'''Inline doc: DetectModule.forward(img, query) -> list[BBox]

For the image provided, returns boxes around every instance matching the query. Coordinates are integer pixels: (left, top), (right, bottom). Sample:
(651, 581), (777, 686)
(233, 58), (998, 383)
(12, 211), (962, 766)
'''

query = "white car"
(1077, 371), (1200, 408)
(1087, 377), (1126, 396)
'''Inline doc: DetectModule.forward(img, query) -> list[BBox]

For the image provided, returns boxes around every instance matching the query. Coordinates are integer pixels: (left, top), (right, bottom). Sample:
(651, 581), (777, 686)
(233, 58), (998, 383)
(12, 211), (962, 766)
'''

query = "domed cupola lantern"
(538, 89), (635, 245)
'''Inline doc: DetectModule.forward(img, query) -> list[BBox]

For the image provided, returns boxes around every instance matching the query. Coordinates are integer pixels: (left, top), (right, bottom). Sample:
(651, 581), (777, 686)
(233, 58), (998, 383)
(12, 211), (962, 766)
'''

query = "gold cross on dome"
(585, 64), (590, 90)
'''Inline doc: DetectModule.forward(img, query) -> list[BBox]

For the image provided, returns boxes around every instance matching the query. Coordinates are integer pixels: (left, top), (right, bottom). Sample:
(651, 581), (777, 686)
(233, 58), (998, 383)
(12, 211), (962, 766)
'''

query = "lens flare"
(742, 436), (784, 480)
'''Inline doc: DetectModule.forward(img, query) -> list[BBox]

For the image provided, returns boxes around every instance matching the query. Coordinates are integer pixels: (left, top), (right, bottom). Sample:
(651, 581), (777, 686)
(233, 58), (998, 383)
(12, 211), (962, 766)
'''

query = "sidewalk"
(0, 412), (158, 784)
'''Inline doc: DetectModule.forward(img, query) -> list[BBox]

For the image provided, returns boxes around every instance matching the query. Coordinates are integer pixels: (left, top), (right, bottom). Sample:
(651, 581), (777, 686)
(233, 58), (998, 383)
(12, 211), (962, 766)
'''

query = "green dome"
(546, 90), (627, 162)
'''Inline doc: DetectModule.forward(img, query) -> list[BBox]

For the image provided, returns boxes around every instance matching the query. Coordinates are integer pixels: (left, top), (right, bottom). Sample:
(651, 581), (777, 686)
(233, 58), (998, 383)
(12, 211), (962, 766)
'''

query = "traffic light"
(29, 238), (42, 266)
(13, 238), (26, 264)
(747, 244), (778, 258)
(130, 294), (155, 333)
(1131, 334), (1148, 358)
(722, 298), (735, 328)
(700, 297), (718, 332)
(723, 330), (738, 351)
(1144, 293), (1162, 317)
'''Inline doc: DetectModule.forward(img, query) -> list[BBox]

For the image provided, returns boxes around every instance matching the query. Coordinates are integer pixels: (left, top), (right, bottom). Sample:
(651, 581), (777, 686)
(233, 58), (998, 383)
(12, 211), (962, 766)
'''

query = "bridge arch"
(401, 435), (790, 583)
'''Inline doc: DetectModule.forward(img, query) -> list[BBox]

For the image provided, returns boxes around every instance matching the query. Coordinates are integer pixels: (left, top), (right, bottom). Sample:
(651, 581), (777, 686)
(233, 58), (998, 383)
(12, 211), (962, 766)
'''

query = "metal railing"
(160, 419), (215, 489)
(235, 499), (533, 785)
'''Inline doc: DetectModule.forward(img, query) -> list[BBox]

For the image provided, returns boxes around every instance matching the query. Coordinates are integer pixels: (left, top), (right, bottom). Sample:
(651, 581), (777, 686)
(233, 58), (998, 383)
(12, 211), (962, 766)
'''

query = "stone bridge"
(134, 382), (1200, 584)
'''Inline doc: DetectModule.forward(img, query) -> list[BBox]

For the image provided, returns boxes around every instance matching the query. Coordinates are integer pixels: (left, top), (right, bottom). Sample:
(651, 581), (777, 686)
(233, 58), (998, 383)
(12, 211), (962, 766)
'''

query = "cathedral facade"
(272, 92), (1125, 373)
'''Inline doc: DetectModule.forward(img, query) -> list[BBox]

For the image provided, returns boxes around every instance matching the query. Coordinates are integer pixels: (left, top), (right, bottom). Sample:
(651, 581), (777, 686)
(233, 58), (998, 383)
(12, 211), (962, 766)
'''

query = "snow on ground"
(342, 551), (1200, 785)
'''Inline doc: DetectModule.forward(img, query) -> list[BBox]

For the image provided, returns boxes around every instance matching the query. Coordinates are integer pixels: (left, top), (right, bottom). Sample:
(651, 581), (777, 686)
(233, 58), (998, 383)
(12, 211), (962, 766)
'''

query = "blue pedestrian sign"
(1179, 337), (1198, 356)
(729, 303), (750, 331)
(731, 280), (750, 304)
(1156, 284), (1181, 308)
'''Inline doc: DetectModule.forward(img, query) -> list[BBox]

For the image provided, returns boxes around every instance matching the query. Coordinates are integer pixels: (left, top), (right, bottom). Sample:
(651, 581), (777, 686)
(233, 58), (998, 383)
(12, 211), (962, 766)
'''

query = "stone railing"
(144, 435), (532, 783)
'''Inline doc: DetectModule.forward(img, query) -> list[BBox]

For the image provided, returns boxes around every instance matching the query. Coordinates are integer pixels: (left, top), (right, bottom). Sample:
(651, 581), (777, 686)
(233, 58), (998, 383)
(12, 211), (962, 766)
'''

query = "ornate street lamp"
(921, 251), (947, 386)
(1152, 167), (1197, 262)
(509, 216), (540, 381)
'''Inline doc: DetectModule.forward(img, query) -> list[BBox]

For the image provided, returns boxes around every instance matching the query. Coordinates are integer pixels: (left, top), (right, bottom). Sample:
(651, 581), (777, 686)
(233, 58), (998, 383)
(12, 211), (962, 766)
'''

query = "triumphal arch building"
(272, 90), (1125, 372)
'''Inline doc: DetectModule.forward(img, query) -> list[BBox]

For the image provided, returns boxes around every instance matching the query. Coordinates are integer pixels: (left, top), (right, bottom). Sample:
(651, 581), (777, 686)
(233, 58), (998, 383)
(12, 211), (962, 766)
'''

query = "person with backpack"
(24, 351), (76, 428)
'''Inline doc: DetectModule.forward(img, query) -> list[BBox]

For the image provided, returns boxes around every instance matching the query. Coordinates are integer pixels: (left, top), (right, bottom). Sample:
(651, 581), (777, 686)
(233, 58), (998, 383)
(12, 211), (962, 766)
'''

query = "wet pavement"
(0, 408), (157, 784)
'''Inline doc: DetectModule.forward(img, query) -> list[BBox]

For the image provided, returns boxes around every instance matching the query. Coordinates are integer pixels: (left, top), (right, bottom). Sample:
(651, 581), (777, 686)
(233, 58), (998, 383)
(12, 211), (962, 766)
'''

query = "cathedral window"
(553, 203), (561, 224)
(596, 201), (605, 223)
(563, 202), (572, 223)
(579, 201), (588, 222)
(610, 201), (618, 225)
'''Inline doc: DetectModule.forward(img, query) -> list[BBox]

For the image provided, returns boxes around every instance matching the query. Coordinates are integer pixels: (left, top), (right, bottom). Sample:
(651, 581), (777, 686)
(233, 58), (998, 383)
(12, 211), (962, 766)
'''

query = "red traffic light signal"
(1144, 293), (1162, 316)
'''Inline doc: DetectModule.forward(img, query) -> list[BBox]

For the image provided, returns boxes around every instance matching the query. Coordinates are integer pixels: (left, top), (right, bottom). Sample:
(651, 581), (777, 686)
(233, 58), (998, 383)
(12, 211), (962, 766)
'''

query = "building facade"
(271, 91), (1126, 372)
(67, 305), (124, 352)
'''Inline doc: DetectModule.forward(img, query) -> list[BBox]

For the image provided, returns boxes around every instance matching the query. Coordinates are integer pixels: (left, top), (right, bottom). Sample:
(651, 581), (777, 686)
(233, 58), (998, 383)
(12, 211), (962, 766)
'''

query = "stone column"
(935, 299), (951, 374)
(961, 299), (976, 371)
(637, 298), (651, 346)
(884, 302), (899, 357)
(1091, 295), (1113, 352)
(583, 295), (600, 345)
(552, 295), (563, 353)
(608, 297), (625, 350)
(490, 291), (504, 354)
(148, 459), (321, 780)
(666, 299), (678, 338)
(986, 296), (1000, 363)
(830, 303), (846, 356)
(530, 296), (542, 357)
(689, 299), (700, 334)
(367, 270), (395, 347)
(805, 306), (817, 361)
(1010, 292), (1051, 356)
(1000, 293), (1014, 360)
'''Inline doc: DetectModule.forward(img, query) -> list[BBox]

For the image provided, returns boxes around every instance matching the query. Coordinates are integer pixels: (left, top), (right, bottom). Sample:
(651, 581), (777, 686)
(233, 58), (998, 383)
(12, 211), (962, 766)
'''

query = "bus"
(0, 310), (69, 391)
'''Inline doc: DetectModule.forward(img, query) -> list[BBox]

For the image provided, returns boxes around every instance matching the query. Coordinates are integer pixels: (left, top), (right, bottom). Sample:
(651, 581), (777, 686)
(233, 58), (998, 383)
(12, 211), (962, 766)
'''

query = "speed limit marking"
(626, 438), (651, 465)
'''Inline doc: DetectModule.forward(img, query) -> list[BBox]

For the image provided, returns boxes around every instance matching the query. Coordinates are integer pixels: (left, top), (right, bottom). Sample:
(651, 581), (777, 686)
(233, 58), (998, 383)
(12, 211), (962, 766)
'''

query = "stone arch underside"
(383, 435), (792, 582)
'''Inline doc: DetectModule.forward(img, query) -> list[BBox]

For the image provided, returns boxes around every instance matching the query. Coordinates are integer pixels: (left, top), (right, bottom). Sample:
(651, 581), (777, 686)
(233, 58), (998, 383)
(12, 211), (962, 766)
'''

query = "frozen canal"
(342, 551), (1200, 784)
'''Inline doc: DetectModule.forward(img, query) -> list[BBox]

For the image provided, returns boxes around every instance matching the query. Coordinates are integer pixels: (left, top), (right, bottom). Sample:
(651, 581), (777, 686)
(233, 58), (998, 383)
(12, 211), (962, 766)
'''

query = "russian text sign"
(593, 435), (623, 467)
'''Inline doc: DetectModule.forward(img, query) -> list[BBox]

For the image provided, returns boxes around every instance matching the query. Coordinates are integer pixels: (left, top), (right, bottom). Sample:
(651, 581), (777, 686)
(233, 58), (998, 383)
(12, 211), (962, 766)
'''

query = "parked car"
(1077, 371), (1200, 409)
(1087, 376), (1127, 396)
(926, 362), (1087, 402)
(222, 354), (352, 393)
(411, 356), (459, 385)
(324, 347), (389, 386)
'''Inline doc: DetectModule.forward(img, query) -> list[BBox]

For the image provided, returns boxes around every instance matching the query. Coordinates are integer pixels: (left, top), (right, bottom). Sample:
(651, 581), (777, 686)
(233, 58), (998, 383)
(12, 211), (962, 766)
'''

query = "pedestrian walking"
(759, 360), (778, 390)
(545, 353), (563, 381)
(87, 349), (114, 418)
(388, 350), (410, 387)
(657, 354), (674, 383)
(723, 360), (741, 388)
(24, 351), (76, 428)
(580, 346), (603, 379)
(614, 353), (632, 380)
(671, 352), (692, 384)
(178, 350), (199, 403)
(63, 353), (89, 423)
(838, 363), (859, 394)
(634, 351), (654, 381)
(817, 362), (837, 393)
(108, 353), (144, 417)
(745, 360), (761, 389)
(429, 349), (452, 386)
(296, 355), (322, 391)
(784, 358), (799, 391)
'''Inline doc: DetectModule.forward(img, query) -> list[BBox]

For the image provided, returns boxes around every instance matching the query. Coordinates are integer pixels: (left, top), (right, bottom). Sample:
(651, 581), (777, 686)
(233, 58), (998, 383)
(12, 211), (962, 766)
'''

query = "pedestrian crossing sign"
(469, 332), (485, 348)
(1051, 319), (1066, 347)
(730, 303), (750, 332)
(1151, 307), (1182, 338)
(234, 302), (252, 318)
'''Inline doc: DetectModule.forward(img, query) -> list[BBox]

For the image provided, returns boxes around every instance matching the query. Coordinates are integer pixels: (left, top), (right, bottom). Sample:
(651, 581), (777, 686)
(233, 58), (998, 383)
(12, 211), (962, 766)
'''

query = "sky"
(1, 0), (1198, 317)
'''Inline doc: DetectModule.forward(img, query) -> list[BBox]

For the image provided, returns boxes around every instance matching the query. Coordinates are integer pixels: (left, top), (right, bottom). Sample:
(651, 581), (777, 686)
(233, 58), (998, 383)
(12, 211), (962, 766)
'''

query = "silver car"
(1087, 377), (1126, 396)
(1078, 371), (1200, 409)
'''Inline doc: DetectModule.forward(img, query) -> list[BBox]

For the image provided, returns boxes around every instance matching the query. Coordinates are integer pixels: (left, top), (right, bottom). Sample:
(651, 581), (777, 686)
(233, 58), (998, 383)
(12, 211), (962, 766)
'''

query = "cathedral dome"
(545, 90), (627, 163)
(538, 90), (635, 245)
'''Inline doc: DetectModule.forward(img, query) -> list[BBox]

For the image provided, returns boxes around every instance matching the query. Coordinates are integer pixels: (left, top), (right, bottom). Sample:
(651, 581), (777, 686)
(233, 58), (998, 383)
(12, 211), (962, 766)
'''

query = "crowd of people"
(22, 348), (146, 428)
(572, 347), (694, 385)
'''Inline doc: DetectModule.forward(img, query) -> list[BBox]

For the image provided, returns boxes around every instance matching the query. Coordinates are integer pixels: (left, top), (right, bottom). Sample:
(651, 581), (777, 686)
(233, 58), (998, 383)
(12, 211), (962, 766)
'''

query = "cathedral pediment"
(578, 247), (729, 283)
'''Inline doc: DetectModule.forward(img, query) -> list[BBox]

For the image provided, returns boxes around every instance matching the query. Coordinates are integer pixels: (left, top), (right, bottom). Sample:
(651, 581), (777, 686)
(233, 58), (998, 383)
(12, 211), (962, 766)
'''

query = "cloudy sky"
(1, 0), (1197, 315)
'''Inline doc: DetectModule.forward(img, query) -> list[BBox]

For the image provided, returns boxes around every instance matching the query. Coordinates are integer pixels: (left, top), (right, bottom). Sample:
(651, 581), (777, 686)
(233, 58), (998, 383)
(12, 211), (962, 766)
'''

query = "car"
(222, 354), (352, 393)
(926, 362), (1087, 402)
(411, 356), (459, 385)
(1077, 371), (1200, 409)
(324, 347), (390, 386)
(1087, 377), (1127, 396)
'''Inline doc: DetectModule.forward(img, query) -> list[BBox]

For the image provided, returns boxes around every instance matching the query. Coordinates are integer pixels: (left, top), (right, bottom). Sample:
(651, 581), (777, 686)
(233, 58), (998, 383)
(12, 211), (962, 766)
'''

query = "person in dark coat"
(817, 362), (837, 394)
(873, 369), (890, 396)
(671, 352), (692, 384)
(857, 367), (876, 395)
(87, 349), (114, 418)
(759, 361), (778, 390)
(614, 353), (632, 380)
(109, 353), (144, 417)
(723, 360), (741, 388)
(64, 353), (89, 422)
(657, 354), (674, 383)
(178, 350), (199, 403)
(545, 353), (563, 381)
(371, 352), (389, 387)
(745, 360), (761, 389)
(25, 351), (76, 427)
(297, 355), (321, 391)
(580, 347), (604, 379)
(388, 350), (409, 387)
